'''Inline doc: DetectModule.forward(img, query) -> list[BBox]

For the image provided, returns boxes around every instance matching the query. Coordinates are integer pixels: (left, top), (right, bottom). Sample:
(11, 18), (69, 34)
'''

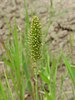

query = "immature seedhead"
(29, 16), (42, 62)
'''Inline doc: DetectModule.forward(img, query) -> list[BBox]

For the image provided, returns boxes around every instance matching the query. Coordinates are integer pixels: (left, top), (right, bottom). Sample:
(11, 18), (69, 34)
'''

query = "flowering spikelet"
(29, 16), (42, 62)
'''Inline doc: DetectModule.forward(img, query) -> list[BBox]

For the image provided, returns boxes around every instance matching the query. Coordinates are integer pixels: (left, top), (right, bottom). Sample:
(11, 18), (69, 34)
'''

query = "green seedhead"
(29, 16), (42, 63)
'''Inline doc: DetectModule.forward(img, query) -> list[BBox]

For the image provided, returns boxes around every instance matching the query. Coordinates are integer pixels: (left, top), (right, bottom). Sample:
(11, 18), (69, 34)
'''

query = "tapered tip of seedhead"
(32, 16), (39, 21)
(31, 16), (41, 26)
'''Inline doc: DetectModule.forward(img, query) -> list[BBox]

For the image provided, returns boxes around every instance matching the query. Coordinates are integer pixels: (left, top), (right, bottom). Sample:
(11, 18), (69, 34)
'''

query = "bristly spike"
(29, 16), (42, 62)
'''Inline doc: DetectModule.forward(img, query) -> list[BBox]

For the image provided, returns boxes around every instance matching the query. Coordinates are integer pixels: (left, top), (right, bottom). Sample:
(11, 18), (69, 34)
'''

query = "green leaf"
(40, 72), (50, 84)
(63, 56), (75, 86)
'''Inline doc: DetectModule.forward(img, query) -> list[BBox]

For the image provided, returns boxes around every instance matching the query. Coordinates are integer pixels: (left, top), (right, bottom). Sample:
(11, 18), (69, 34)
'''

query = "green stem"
(35, 67), (38, 100)
(4, 70), (14, 100)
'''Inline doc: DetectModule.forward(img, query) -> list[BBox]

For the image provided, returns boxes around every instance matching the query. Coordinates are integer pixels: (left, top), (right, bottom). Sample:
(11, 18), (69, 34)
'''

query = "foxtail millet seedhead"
(29, 16), (42, 62)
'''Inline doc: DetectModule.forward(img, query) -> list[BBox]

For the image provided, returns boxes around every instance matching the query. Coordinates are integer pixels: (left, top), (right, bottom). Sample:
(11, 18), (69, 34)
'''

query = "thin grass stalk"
(23, 1), (33, 97)
(0, 80), (8, 100)
(4, 68), (14, 100)
(34, 64), (39, 100)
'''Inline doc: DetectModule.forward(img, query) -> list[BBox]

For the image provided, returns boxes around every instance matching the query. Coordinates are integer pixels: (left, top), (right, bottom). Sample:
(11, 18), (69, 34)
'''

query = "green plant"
(40, 51), (60, 100)
(0, 19), (25, 100)
(0, 15), (42, 100)
(63, 55), (75, 100)
(28, 16), (42, 100)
